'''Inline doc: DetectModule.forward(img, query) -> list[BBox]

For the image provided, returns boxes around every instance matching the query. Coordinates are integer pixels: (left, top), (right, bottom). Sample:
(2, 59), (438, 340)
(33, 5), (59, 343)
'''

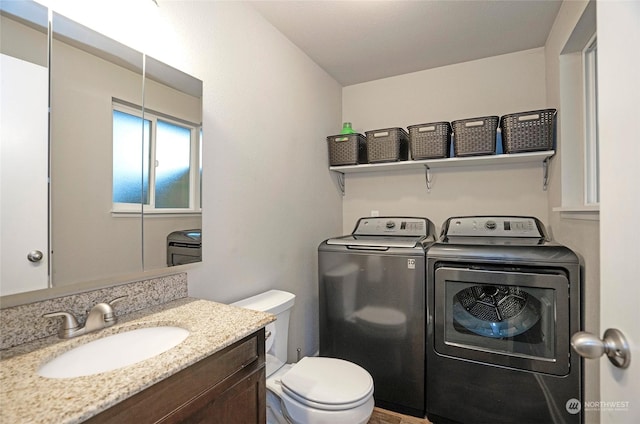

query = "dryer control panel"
(353, 217), (428, 236)
(445, 216), (542, 238)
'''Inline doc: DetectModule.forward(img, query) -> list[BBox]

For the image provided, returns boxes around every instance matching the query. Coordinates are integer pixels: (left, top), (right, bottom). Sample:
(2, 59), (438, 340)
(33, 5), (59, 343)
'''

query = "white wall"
(342, 48), (549, 232)
(155, 2), (343, 359)
(545, 2), (600, 422)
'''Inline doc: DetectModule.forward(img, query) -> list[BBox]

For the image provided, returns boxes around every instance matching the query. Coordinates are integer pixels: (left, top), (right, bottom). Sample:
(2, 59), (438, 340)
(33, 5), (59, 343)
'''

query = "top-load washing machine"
(426, 216), (582, 424)
(318, 216), (437, 418)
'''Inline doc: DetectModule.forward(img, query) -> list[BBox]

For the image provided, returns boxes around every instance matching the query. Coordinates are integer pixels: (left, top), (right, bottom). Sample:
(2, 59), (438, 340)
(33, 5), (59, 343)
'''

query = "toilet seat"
(280, 357), (374, 411)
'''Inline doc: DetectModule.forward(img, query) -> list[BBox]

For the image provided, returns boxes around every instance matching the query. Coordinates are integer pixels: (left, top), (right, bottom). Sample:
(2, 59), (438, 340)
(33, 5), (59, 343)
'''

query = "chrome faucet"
(43, 296), (127, 339)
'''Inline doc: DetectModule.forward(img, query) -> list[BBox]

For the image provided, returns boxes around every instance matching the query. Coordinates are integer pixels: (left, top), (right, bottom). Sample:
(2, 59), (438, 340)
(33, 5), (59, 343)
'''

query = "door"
(597, 1), (639, 422)
(0, 54), (49, 295)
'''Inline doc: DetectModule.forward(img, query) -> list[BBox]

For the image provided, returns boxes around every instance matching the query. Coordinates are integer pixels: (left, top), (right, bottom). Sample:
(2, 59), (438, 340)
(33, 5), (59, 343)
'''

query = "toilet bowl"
(267, 357), (374, 424)
(232, 290), (375, 424)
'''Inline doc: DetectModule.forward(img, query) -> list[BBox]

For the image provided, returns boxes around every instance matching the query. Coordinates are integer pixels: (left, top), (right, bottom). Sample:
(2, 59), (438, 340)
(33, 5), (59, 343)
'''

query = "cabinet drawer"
(87, 329), (265, 423)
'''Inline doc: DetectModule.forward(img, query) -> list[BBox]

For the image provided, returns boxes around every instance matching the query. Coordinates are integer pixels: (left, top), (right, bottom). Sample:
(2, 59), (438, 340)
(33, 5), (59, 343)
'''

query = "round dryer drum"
(452, 284), (541, 338)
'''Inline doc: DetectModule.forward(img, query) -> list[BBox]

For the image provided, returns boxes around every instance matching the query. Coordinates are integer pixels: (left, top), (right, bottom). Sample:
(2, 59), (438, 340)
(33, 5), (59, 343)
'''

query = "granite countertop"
(0, 298), (275, 424)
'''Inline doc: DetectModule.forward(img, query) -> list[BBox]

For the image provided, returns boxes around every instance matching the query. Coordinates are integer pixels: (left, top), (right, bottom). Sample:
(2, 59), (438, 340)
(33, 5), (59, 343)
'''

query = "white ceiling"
(249, 0), (562, 86)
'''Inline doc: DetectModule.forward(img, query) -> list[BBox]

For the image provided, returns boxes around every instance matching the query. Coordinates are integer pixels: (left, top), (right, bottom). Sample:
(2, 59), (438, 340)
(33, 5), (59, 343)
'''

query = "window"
(112, 103), (201, 214)
(583, 36), (599, 205)
(556, 1), (599, 219)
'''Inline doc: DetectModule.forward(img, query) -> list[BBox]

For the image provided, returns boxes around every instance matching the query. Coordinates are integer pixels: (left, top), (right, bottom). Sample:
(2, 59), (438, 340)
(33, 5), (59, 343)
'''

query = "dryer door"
(434, 266), (570, 375)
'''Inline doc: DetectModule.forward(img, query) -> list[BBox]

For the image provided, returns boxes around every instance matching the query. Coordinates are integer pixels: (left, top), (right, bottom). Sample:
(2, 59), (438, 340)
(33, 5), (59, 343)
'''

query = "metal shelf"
(330, 150), (555, 193)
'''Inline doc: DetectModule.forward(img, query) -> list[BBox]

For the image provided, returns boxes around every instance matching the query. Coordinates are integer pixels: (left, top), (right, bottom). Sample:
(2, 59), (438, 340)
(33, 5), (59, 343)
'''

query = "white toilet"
(232, 290), (375, 424)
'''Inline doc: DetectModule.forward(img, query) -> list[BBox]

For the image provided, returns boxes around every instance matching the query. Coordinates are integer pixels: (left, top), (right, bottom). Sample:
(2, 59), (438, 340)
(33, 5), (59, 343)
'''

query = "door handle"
(571, 328), (630, 369)
(27, 250), (44, 263)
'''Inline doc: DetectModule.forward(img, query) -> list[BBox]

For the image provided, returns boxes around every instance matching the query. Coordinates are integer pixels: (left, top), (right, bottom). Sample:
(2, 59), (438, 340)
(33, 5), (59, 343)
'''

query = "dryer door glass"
(434, 266), (570, 376)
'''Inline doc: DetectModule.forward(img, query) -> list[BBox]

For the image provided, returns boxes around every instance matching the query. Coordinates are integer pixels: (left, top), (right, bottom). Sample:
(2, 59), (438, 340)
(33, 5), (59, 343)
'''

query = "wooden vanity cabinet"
(86, 329), (266, 424)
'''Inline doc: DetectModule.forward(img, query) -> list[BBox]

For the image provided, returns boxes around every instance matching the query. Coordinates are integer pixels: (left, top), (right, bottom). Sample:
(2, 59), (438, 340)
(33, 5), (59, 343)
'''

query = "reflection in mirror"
(0, 2), (49, 296)
(140, 56), (202, 270)
(0, 5), (202, 302)
(50, 11), (145, 286)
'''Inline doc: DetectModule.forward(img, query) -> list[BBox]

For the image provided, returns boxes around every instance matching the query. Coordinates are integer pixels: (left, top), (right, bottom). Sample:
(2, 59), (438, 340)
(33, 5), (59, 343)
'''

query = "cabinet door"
(86, 330), (265, 424)
(164, 368), (266, 424)
(1, 53), (49, 295)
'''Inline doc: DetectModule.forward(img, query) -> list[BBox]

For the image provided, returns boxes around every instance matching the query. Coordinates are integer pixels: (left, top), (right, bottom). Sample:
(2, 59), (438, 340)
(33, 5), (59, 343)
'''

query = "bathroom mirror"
(139, 55), (203, 271)
(49, 11), (146, 286)
(0, 3), (202, 300)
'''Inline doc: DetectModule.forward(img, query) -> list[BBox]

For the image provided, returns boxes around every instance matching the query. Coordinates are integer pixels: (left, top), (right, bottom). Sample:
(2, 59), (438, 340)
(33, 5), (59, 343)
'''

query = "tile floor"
(368, 407), (433, 424)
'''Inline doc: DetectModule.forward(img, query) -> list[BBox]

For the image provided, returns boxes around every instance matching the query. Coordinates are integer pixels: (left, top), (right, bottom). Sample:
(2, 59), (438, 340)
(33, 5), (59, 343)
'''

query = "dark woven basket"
(365, 127), (409, 163)
(501, 109), (556, 153)
(407, 122), (451, 159)
(452, 116), (499, 157)
(326, 133), (367, 166)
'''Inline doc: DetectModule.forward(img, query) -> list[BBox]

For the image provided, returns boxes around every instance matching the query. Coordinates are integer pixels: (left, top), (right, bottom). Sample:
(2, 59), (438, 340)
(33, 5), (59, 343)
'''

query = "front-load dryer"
(426, 216), (582, 424)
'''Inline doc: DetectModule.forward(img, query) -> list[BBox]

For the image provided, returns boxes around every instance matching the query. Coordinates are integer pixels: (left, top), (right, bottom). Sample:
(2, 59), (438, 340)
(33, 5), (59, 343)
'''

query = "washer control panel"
(445, 216), (542, 238)
(354, 217), (428, 236)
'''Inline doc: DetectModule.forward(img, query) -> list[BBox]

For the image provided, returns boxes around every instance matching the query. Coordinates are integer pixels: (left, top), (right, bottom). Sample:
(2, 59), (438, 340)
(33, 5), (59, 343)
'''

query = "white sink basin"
(38, 326), (189, 379)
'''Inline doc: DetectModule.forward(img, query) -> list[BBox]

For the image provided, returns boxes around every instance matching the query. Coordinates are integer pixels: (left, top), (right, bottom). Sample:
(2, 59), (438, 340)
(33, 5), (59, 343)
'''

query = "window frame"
(583, 34), (599, 206)
(112, 101), (201, 215)
(555, 12), (600, 221)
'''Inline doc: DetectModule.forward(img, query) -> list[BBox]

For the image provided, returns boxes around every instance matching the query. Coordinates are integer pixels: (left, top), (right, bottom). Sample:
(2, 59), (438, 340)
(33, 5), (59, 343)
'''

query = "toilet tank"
(231, 290), (295, 372)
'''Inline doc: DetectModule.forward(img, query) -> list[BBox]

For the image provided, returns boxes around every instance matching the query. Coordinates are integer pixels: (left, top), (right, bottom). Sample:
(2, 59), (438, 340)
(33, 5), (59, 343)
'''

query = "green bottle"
(340, 122), (355, 134)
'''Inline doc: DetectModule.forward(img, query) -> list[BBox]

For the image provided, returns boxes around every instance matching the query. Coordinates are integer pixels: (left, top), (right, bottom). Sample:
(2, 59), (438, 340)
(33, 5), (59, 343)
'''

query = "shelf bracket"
(424, 165), (432, 192)
(337, 172), (345, 196)
(543, 157), (550, 191)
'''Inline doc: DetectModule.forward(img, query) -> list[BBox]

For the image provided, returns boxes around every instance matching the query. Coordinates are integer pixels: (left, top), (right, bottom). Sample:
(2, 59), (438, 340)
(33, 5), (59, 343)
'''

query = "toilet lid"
(280, 357), (373, 411)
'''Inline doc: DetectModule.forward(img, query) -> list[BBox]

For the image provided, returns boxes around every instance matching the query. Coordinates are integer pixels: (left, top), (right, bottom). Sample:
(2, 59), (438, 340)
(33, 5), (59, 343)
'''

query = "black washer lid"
(326, 235), (425, 248)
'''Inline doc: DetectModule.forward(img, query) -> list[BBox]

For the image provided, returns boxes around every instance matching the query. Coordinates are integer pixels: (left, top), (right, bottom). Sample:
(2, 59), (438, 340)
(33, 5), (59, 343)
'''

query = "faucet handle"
(108, 295), (127, 307)
(105, 296), (129, 319)
(43, 311), (81, 338)
(102, 295), (128, 322)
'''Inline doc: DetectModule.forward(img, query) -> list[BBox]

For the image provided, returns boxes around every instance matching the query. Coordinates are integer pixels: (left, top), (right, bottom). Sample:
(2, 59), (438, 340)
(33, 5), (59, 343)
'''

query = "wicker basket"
(501, 109), (556, 153)
(327, 133), (367, 166)
(364, 127), (409, 163)
(452, 116), (499, 157)
(407, 122), (451, 159)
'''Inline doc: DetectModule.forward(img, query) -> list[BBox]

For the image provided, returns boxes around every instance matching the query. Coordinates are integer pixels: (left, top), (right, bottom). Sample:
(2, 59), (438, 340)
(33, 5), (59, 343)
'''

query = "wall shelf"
(330, 150), (555, 193)
(330, 150), (554, 173)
